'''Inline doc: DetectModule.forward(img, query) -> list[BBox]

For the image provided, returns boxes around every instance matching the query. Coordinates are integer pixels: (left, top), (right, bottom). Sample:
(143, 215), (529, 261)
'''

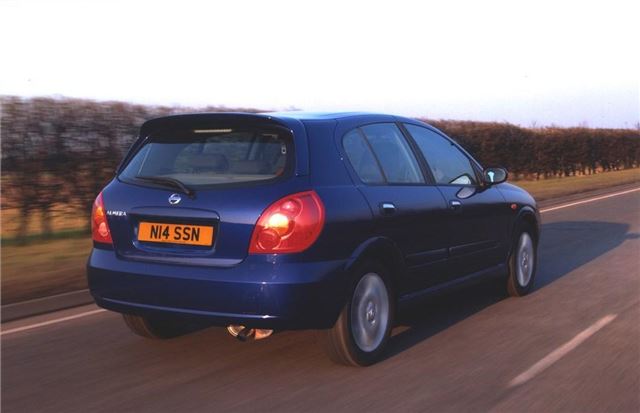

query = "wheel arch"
(344, 236), (407, 294)
(512, 206), (540, 247)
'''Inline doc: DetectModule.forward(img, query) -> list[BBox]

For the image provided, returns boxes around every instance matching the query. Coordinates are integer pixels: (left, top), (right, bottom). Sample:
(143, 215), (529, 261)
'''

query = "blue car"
(87, 112), (540, 366)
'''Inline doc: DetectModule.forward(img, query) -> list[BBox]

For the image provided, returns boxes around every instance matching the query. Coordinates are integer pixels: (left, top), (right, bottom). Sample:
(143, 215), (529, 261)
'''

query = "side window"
(404, 124), (478, 185)
(343, 129), (385, 184)
(360, 123), (424, 184)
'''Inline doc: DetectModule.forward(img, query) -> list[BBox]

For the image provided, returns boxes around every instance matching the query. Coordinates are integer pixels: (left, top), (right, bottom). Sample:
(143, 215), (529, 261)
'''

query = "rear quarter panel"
(300, 120), (375, 263)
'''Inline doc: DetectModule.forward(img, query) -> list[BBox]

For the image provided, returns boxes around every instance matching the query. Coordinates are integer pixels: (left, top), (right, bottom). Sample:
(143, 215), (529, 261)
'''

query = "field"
(1, 168), (639, 304)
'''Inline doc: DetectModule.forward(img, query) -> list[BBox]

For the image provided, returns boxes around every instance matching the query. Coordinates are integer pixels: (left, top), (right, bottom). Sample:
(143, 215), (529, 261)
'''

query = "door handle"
(380, 202), (396, 215)
(449, 200), (462, 211)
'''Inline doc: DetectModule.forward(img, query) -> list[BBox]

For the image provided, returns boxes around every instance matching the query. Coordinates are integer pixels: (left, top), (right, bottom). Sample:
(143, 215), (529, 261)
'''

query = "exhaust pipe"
(227, 325), (273, 341)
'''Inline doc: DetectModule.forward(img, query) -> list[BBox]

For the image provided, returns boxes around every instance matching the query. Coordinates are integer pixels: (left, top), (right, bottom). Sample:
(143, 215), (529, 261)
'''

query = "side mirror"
(483, 167), (508, 185)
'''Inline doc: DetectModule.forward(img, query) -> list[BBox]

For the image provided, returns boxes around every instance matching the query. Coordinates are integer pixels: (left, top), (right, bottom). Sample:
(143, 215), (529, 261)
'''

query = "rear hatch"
(102, 115), (309, 266)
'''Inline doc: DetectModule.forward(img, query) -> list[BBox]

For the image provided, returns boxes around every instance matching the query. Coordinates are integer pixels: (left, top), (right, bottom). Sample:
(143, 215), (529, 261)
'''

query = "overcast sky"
(1, 0), (639, 128)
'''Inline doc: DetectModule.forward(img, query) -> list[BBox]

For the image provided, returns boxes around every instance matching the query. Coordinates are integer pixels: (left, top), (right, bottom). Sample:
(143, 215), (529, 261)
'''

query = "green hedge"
(427, 120), (640, 179)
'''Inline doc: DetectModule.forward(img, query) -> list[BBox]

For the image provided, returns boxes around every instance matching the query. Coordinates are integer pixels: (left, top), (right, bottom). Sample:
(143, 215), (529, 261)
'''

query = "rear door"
(104, 117), (306, 267)
(340, 122), (451, 292)
(402, 123), (510, 278)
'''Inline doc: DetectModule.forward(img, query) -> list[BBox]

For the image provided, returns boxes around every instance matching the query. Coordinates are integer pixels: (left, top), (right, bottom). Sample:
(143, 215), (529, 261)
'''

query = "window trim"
(356, 127), (389, 184)
(395, 122), (437, 185)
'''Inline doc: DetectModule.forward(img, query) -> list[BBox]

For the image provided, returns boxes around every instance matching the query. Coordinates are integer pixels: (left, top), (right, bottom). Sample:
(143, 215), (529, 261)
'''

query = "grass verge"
(1, 238), (91, 304)
(513, 168), (640, 201)
(1, 168), (639, 305)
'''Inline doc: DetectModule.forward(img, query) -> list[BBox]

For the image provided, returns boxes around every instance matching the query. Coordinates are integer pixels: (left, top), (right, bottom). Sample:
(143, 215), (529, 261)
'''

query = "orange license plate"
(138, 222), (214, 246)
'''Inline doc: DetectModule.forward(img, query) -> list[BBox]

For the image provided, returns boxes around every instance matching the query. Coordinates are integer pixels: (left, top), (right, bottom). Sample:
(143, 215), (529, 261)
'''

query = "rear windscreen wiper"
(136, 176), (196, 199)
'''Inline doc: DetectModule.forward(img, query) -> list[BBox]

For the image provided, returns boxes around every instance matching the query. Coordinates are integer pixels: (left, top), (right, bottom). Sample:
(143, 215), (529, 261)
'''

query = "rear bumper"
(87, 249), (348, 330)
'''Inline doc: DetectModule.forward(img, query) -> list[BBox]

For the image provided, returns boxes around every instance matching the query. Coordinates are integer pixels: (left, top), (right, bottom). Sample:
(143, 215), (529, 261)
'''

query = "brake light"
(91, 192), (113, 244)
(249, 191), (325, 254)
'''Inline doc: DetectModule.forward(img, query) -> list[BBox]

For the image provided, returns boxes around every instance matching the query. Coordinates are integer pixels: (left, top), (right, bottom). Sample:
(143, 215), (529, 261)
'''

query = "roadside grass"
(513, 168), (640, 201)
(1, 229), (88, 247)
(1, 168), (639, 305)
(1, 238), (91, 304)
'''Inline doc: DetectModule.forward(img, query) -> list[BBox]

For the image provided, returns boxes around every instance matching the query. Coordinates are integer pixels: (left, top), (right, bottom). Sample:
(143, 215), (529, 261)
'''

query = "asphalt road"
(2, 188), (639, 412)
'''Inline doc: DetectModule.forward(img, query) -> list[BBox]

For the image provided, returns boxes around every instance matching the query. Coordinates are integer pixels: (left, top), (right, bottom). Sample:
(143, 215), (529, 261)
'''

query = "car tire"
(320, 261), (395, 366)
(506, 226), (538, 297)
(122, 314), (189, 339)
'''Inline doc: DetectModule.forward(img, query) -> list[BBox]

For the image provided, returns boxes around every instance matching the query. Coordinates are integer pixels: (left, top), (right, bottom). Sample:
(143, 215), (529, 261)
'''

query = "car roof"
(264, 111), (378, 120)
(264, 111), (420, 123)
(140, 111), (423, 136)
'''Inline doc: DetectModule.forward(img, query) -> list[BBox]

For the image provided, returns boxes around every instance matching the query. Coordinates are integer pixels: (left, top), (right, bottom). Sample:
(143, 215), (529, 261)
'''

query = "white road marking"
(508, 314), (617, 387)
(2, 187), (638, 336)
(540, 187), (640, 213)
(0, 309), (107, 337)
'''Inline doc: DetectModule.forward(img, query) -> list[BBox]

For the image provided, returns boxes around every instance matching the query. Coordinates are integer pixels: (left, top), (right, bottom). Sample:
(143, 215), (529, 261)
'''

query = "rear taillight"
(249, 191), (325, 254)
(91, 192), (113, 245)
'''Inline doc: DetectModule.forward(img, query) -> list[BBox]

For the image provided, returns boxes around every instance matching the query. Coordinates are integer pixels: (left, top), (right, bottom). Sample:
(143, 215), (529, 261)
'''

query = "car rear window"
(120, 126), (292, 188)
